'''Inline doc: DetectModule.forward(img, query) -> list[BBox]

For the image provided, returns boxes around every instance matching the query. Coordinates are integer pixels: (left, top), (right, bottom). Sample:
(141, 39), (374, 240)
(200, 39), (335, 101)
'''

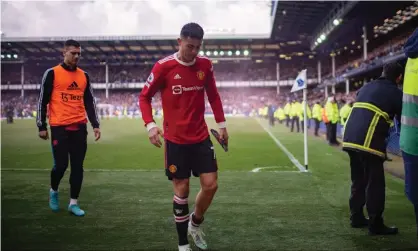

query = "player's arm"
(205, 62), (226, 127)
(139, 63), (166, 130)
(83, 73), (100, 129)
(83, 72), (101, 141)
(36, 69), (54, 139)
(204, 61), (228, 142)
(139, 63), (165, 147)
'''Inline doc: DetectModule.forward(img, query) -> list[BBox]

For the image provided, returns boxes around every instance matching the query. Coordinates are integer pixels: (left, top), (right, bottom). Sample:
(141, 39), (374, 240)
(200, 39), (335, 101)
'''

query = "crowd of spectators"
(1, 86), (357, 120)
(2, 30), (410, 87)
(1, 28), (409, 119)
(1, 61), (318, 86)
(325, 32), (410, 79)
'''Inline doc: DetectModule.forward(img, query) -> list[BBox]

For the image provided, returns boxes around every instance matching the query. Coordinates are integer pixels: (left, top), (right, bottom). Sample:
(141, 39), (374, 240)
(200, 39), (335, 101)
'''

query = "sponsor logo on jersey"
(172, 85), (204, 95)
(171, 85), (203, 95)
(67, 81), (80, 90)
(182, 86), (204, 91)
(172, 85), (182, 95)
(61, 93), (83, 102)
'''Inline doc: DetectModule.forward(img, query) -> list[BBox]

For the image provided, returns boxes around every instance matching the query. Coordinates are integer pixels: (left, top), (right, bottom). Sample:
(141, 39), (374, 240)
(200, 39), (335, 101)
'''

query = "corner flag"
(290, 69), (307, 93)
(290, 69), (309, 171)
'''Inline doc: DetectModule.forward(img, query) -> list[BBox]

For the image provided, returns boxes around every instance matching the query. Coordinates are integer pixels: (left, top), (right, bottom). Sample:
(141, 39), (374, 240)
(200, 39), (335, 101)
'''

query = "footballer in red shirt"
(139, 23), (228, 251)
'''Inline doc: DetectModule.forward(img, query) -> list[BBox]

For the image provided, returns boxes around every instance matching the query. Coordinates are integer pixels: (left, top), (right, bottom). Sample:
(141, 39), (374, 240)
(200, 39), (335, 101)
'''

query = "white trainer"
(178, 244), (192, 251)
(188, 221), (208, 250)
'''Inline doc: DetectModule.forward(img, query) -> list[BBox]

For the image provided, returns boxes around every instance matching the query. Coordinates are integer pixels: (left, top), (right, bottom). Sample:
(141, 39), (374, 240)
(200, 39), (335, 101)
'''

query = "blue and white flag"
(290, 69), (307, 93)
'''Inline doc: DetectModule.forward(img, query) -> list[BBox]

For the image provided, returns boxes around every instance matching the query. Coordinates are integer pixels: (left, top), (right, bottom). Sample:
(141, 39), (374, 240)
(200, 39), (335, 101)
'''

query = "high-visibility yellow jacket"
(339, 104), (352, 125)
(275, 108), (286, 120)
(312, 104), (322, 121)
(290, 102), (301, 117)
(299, 101), (312, 121)
(284, 103), (291, 116)
(325, 101), (339, 124)
(400, 56), (418, 155)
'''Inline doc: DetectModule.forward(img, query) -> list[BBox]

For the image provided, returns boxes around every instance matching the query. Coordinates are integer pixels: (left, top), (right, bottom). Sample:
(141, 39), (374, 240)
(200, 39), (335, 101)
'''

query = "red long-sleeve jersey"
(139, 53), (226, 144)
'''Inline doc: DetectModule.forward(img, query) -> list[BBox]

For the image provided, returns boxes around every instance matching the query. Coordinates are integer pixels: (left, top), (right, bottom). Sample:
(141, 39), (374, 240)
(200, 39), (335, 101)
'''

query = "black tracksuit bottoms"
(50, 124), (88, 199)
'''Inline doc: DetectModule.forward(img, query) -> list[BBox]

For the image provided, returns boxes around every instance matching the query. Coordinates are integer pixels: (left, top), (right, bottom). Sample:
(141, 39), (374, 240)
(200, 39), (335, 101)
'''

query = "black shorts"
(164, 137), (218, 180)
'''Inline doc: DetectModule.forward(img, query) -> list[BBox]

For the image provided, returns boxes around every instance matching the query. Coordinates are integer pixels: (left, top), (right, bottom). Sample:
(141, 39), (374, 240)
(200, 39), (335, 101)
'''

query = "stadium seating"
(1, 33), (410, 157)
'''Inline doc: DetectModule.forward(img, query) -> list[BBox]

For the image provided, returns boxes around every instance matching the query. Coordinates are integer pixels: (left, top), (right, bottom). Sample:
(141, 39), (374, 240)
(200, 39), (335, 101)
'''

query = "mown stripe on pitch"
(1, 168), (300, 173)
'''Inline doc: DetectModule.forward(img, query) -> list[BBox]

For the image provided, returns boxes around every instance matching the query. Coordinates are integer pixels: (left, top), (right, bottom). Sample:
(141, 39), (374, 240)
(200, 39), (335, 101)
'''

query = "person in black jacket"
(342, 62), (404, 235)
(268, 103), (275, 127)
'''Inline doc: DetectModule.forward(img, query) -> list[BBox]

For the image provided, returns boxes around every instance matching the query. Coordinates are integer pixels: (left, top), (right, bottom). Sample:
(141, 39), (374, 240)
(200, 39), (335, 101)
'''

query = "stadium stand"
(1, 1), (417, 156)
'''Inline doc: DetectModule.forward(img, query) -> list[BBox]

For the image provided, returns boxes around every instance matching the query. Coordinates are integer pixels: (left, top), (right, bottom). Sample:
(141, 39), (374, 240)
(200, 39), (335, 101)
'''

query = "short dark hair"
(382, 62), (404, 82)
(180, 22), (204, 40)
(64, 39), (80, 48)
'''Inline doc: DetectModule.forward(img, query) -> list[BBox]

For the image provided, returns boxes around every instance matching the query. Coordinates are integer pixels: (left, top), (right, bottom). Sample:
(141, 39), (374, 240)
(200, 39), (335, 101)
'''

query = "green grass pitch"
(1, 117), (417, 250)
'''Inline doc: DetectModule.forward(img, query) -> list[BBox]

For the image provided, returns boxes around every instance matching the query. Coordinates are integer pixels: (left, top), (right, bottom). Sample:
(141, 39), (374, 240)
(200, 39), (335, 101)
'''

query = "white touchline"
(250, 166), (300, 173)
(256, 119), (308, 173)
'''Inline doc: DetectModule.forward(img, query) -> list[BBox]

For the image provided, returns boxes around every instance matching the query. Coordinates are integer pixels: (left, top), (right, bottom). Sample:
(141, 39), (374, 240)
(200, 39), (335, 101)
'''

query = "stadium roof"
(1, 1), (417, 66)
(315, 1), (418, 54)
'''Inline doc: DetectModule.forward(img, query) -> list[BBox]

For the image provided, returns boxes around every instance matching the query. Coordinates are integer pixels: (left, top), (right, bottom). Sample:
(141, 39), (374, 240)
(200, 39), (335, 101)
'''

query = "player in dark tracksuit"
(6, 105), (14, 124)
(268, 104), (275, 127)
(37, 39), (101, 217)
(342, 62), (404, 235)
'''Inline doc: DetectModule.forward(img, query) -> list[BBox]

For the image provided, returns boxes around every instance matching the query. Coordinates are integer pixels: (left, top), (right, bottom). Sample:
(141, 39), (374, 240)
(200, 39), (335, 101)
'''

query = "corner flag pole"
(303, 87), (308, 170)
(291, 69), (309, 172)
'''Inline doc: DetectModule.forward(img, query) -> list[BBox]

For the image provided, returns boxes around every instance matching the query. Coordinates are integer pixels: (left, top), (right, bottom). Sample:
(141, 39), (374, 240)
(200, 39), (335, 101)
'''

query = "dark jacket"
(268, 105), (275, 117)
(342, 77), (402, 158)
(404, 28), (418, 59)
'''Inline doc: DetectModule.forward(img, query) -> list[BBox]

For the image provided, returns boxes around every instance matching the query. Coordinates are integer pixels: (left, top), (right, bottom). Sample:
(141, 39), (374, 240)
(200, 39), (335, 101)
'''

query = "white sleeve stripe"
(36, 68), (52, 127)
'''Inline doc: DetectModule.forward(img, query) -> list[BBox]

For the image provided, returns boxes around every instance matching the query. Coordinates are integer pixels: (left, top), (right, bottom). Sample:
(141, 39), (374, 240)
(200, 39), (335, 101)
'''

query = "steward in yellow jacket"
(325, 97), (339, 145)
(275, 107), (286, 123)
(290, 100), (301, 132)
(299, 101), (312, 133)
(284, 102), (291, 127)
(340, 100), (353, 126)
(312, 102), (322, 136)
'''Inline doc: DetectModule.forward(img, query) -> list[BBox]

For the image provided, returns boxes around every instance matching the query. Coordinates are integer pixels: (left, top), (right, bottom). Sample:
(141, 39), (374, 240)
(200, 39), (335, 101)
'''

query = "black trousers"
(285, 115), (290, 127)
(291, 116), (299, 132)
(314, 119), (320, 136)
(7, 115), (13, 124)
(348, 150), (385, 223)
(328, 123), (337, 144)
(50, 124), (88, 199)
(268, 115), (275, 126)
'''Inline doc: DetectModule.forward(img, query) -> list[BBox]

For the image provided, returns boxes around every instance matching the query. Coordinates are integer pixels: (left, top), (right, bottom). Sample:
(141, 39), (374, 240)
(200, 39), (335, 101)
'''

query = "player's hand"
(93, 128), (101, 141)
(219, 128), (229, 145)
(148, 127), (163, 148)
(39, 130), (49, 140)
